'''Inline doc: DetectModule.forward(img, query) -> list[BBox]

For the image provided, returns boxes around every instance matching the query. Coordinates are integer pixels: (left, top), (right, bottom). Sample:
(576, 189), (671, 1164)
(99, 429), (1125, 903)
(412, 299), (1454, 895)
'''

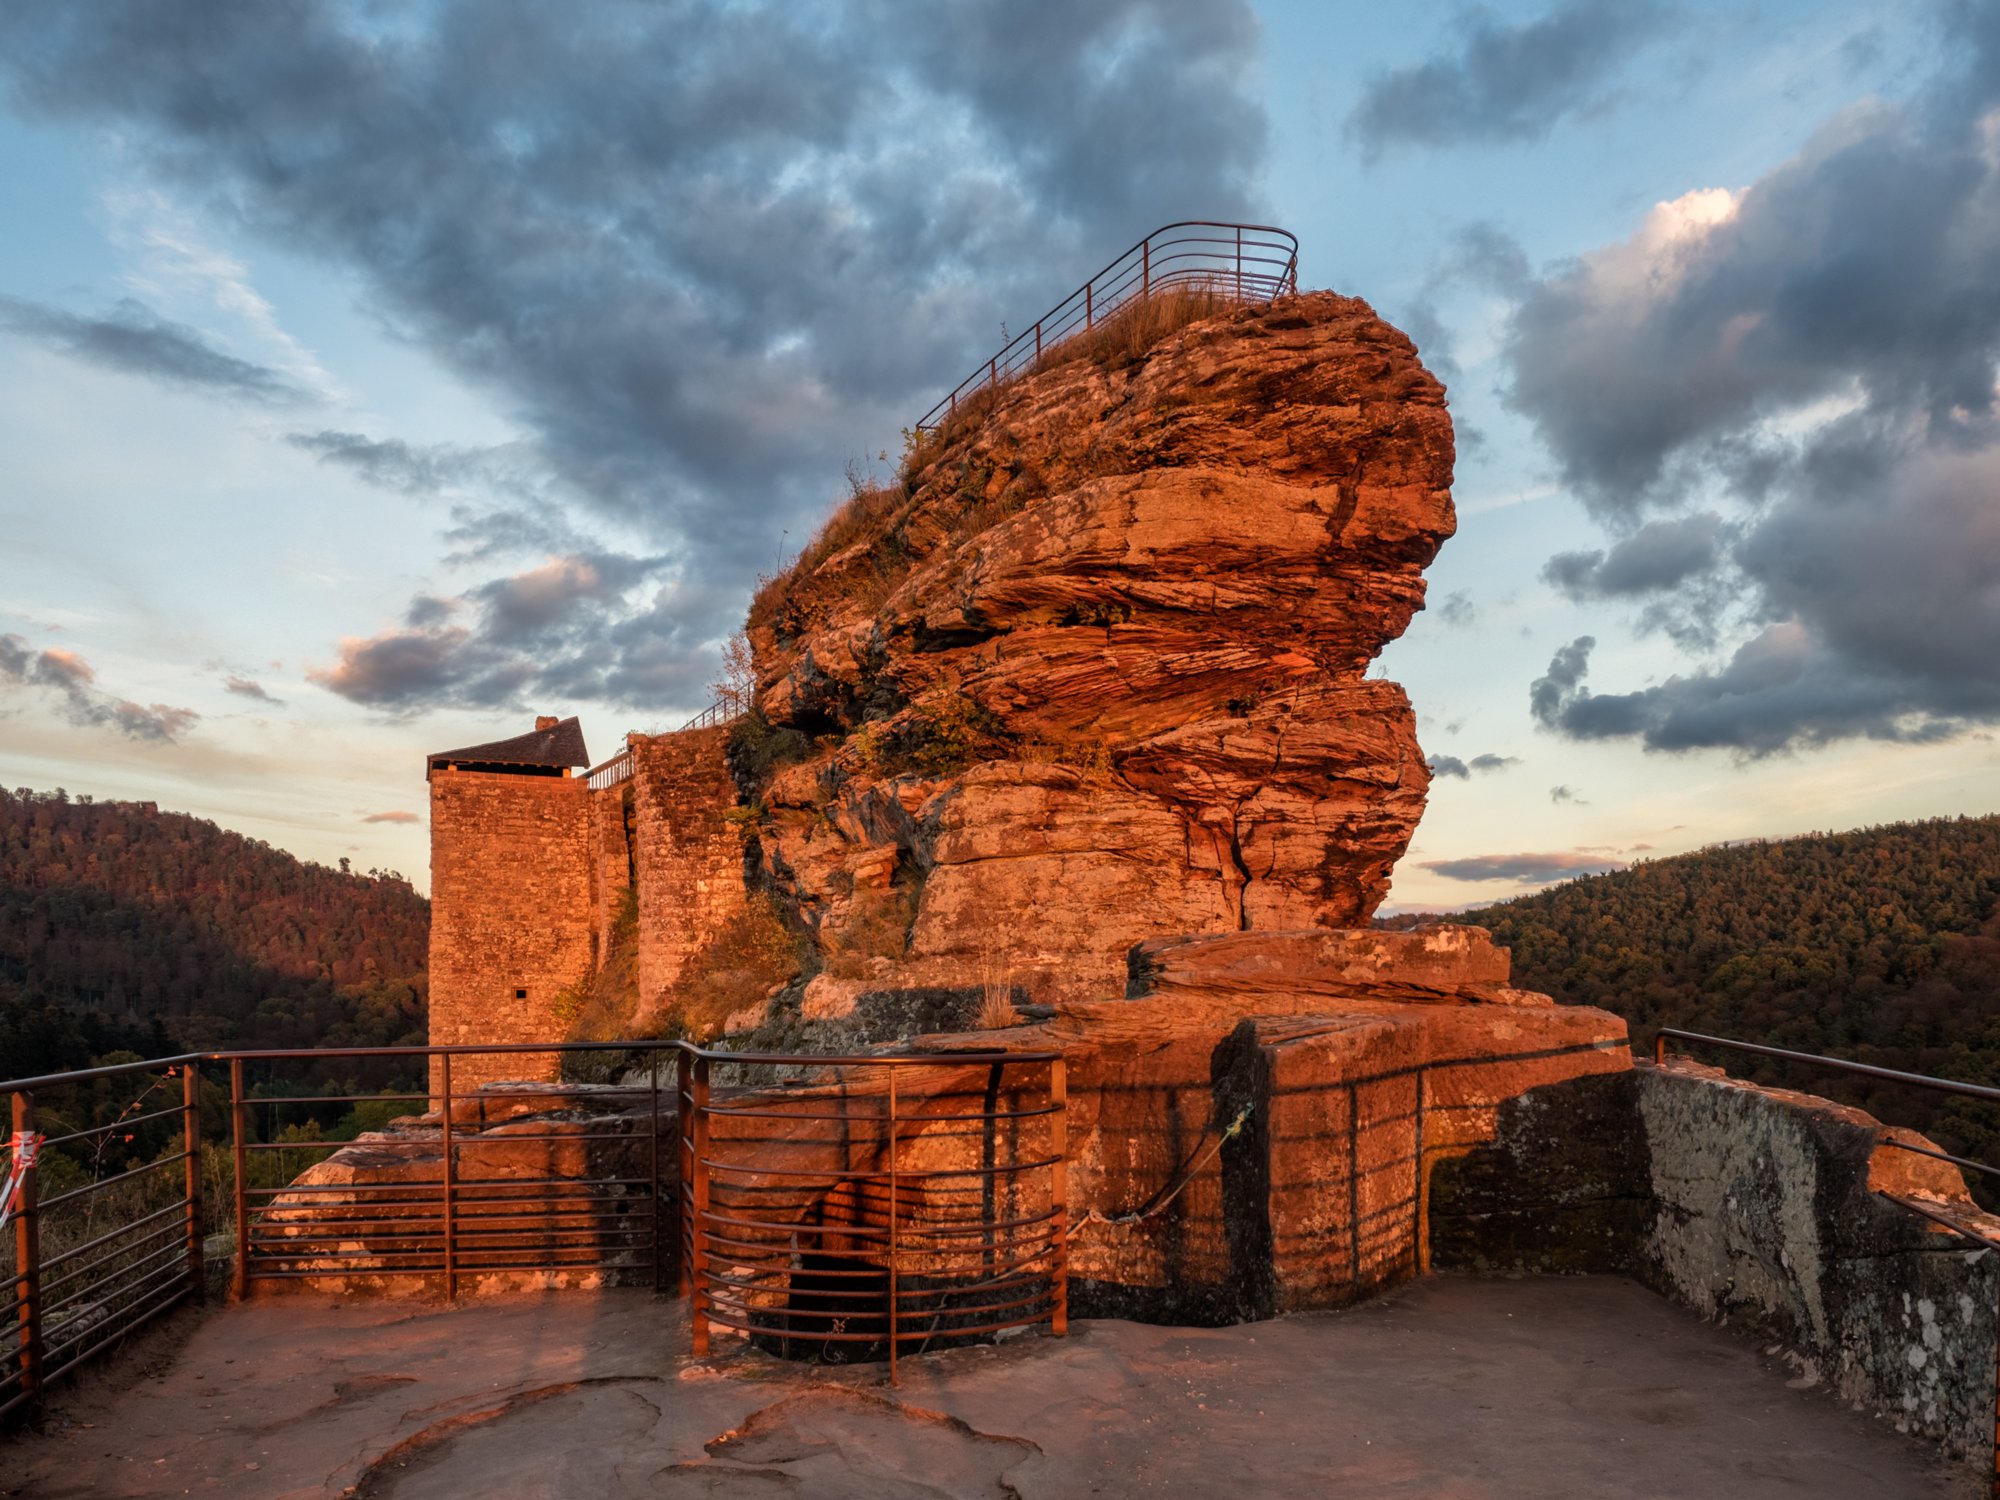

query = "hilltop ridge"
(0, 785), (428, 1076)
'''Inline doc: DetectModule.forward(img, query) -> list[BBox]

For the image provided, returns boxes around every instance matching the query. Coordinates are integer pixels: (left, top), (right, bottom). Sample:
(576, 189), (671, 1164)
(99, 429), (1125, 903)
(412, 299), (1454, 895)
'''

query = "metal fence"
(677, 1045), (1068, 1383)
(914, 220), (1299, 433)
(226, 1041), (677, 1300)
(4, 1037), (1071, 1415)
(2, 1055), (202, 1421)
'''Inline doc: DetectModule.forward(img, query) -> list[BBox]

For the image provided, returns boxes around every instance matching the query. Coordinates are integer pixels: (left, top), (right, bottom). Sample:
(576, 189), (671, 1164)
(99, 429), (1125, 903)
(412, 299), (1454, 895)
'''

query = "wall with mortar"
(1430, 1062), (2000, 1465)
(586, 767), (636, 946)
(427, 768), (595, 1094)
(629, 726), (748, 1022)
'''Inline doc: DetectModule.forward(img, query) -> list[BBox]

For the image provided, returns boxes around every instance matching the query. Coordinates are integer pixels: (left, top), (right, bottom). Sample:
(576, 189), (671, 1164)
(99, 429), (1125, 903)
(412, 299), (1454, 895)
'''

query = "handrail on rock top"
(914, 220), (1299, 432)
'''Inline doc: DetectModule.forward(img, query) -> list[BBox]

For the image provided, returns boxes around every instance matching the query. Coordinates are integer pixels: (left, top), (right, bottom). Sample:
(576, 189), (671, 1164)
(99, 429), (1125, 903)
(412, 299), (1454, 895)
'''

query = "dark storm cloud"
(0, 634), (198, 742)
(309, 552), (701, 711)
(1347, 0), (1673, 153)
(0, 0), (1266, 717)
(0, 294), (306, 404)
(1542, 513), (1726, 598)
(1502, 2), (2000, 754)
(1421, 850), (1626, 884)
(1528, 630), (1972, 754)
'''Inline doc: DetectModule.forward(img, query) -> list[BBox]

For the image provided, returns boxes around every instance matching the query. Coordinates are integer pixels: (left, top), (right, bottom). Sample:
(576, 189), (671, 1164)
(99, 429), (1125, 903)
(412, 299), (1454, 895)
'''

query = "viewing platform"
(3, 1273), (1975, 1498)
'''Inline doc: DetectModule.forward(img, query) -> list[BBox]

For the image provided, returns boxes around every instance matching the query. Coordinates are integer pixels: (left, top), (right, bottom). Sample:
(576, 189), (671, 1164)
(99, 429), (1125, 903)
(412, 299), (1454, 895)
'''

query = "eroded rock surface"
(743, 291), (1454, 1003)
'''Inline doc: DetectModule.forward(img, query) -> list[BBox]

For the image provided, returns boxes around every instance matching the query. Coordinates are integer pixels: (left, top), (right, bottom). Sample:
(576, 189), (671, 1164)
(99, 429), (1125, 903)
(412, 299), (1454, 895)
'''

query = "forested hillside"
(1457, 815), (2000, 1162)
(0, 786), (428, 1077)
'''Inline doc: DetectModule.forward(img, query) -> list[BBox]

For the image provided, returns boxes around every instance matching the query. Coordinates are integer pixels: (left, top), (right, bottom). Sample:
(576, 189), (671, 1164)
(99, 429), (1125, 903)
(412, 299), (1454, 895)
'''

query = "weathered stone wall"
(1431, 1062), (2000, 1463)
(586, 768), (636, 952)
(427, 768), (594, 1093)
(630, 726), (749, 1021)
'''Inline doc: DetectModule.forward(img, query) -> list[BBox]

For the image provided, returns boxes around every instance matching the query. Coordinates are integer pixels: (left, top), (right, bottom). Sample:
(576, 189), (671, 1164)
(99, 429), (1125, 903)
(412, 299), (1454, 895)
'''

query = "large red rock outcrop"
(743, 291), (1454, 1002)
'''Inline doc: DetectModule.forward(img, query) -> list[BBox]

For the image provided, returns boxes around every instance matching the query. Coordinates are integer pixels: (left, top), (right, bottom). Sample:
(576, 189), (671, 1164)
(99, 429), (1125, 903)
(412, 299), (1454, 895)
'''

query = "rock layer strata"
(744, 291), (1454, 1001)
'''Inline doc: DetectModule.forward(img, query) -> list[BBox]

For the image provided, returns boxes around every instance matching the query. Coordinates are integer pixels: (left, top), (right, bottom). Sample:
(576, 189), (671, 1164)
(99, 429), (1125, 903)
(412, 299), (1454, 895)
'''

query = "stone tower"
(426, 715), (594, 1096)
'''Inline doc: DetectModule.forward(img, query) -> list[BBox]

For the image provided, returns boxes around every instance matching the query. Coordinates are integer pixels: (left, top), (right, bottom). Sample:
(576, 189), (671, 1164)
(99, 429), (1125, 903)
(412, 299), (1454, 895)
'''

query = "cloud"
(1495, 9), (2000, 753)
(1347, 0), (1673, 153)
(0, 294), (308, 404)
(1548, 783), (1586, 804)
(1542, 513), (1726, 598)
(1427, 751), (1518, 779)
(307, 551), (698, 710)
(223, 675), (282, 705)
(1422, 850), (1627, 883)
(0, 1), (1269, 716)
(1434, 589), (1477, 627)
(362, 810), (421, 825)
(1528, 628), (1971, 754)
(0, 634), (198, 742)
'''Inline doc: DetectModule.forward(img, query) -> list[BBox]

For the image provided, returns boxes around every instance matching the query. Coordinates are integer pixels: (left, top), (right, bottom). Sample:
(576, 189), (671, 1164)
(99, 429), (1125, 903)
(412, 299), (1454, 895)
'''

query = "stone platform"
(3, 1277), (1977, 1498)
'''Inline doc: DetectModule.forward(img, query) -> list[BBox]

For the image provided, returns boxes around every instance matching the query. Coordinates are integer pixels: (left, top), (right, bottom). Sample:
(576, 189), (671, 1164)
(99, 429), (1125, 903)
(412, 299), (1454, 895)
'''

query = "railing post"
(440, 1052), (457, 1302)
(230, 1057), (248, 1301)
(1085, 282), (1093, 330)
(182, 1062), (204, 1302)
(1653, 1031), (1668, 1066)
(1142, 238), (1150, 298)
(989, 355), (998, 391)
(649, 1051), (663, 1294)
(11, 1090), (42, 1404)
(887, 1070), (900, 1386)
(1236, 226), (1243, 297)
(689, 1057), (711, 1357)
(1034, 320), (1042, 361)
(1050, 1058), (1067, 1337)
(676, 1047), (692, 1298)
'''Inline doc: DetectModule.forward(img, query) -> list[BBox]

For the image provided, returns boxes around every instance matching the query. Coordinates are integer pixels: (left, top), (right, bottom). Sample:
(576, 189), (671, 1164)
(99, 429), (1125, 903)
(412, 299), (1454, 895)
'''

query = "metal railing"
(3, 1036), (1072, 1415)
(1, 1040), (681, 1420)
(585, 748), (632, 791)
(914, 221), (1299, 433)
(227, 1041), (675, 1300)
(2, 1055), (202, 1421)
(677, 1045), (1067, 1383)
(681, 687), (748, 733)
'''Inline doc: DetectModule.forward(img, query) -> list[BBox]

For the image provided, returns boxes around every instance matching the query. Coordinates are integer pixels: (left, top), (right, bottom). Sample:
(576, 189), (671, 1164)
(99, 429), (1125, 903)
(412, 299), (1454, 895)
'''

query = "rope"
(1073, 1103), (1253, 1231)
(0, 1130), (43, 1235)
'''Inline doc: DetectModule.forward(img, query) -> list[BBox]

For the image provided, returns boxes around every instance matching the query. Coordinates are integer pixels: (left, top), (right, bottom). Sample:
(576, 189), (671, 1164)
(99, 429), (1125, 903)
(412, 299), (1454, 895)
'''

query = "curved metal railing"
(676, 1043), (1067, 1382)
(915, 220), (1298, 432)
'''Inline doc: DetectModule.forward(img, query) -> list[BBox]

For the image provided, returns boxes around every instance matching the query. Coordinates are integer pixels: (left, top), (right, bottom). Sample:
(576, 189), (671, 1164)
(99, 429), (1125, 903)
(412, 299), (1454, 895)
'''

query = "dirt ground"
(0, 1274), (1979, 1499)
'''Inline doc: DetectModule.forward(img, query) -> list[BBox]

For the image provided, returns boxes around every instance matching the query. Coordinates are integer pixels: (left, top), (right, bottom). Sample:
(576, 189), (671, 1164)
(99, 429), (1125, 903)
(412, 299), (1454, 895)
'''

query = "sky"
(0, 0), (1995, 910)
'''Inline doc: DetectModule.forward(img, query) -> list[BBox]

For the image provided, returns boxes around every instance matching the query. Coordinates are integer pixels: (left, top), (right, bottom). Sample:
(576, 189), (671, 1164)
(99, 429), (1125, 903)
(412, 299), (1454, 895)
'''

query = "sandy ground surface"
(0, 1275), (1978, 1499)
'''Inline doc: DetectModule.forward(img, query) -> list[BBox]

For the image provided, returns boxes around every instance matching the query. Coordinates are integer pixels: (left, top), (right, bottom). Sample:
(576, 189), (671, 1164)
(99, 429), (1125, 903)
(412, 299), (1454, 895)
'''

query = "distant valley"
(0, 785), (428, 1078)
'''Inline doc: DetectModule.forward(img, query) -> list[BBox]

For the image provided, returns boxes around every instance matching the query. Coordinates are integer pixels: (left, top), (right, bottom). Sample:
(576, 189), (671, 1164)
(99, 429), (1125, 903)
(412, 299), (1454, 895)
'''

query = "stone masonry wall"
(630, 726), (749, 1022)
(428, 768), (595, 1095)
(1430, 1062), (2000, 1465)
(587, 768), (636, 946)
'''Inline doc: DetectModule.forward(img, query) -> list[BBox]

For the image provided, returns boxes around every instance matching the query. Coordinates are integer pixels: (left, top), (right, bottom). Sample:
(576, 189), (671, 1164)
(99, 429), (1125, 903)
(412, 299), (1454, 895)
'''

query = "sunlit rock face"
(745, 290), (1456, 1003)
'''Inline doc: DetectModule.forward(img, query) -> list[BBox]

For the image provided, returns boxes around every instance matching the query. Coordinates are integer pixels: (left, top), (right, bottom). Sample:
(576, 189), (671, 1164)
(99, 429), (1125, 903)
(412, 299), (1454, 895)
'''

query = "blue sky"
(0, 0), (1995, 908)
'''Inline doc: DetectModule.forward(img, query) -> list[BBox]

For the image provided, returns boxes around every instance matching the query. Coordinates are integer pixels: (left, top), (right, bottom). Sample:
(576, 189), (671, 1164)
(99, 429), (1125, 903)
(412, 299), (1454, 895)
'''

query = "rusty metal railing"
(2, 1055), (203, 1421)
(1654, 1028), (2000, 1495)
(227, 1041), (675, 1300)
(915, 220), (1299, 433)
(676, 1044), (1067, 1383)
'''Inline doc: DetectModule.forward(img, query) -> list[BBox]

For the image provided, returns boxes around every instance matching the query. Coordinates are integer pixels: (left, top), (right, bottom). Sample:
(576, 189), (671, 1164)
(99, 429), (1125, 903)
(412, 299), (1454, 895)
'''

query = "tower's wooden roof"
(427, 716), (590, 773)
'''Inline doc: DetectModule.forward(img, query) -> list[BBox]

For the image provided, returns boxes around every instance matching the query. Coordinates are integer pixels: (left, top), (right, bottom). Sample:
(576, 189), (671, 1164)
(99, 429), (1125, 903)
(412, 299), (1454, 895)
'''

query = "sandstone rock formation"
(741, 291), (1454, 1005)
